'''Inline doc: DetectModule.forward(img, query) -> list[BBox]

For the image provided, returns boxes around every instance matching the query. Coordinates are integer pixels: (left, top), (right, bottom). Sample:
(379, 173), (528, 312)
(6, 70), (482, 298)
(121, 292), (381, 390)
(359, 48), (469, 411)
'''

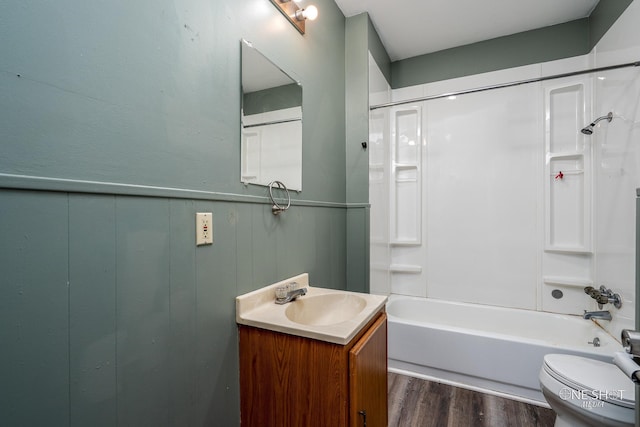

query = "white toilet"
(539, 354), (635, 427)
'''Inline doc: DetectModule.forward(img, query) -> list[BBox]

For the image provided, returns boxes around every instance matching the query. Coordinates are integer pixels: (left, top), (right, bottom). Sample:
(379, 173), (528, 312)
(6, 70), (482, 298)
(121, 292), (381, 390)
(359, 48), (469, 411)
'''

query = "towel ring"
(268, 180), (291, 215)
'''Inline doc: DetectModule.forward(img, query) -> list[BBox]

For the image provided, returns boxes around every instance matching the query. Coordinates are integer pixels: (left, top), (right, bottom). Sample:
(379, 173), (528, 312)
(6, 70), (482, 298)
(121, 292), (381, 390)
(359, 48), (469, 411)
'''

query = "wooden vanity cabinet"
(238, 310), (387, 427)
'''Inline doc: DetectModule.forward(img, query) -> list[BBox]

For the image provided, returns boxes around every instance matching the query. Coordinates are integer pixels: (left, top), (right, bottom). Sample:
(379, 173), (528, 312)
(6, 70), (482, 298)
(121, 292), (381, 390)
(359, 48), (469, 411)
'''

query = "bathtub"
(387, 295), (621, 404)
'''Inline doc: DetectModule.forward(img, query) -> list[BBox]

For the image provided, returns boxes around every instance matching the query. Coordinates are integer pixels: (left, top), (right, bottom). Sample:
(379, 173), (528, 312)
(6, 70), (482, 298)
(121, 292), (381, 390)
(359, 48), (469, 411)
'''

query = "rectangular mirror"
(241, 39), (302, 191)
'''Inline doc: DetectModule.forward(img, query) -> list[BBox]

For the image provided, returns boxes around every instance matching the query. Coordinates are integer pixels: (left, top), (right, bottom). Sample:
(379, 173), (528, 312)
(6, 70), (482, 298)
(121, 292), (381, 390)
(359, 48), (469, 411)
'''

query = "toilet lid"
(543, 354), (635, 409)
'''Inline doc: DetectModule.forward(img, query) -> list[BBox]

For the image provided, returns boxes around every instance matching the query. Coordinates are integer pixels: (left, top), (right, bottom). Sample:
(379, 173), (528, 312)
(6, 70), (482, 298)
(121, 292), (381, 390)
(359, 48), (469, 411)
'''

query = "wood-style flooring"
(388, 372), (557, 427)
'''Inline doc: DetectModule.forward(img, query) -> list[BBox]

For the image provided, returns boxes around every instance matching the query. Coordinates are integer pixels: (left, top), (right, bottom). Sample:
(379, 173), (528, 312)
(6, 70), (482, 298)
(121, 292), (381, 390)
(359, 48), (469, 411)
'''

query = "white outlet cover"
(196, 212), (213, 246)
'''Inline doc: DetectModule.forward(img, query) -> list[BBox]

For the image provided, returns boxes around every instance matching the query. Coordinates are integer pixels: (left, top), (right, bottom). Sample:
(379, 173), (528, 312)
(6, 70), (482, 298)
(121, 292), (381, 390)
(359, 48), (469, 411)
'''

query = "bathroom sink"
(236, 273), (387, 344)
(284, 293), (367, 326)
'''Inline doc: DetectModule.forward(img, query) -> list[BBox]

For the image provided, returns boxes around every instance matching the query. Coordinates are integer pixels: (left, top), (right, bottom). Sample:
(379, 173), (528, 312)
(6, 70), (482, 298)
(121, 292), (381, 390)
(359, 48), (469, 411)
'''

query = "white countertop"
(236, 273), (388, 345)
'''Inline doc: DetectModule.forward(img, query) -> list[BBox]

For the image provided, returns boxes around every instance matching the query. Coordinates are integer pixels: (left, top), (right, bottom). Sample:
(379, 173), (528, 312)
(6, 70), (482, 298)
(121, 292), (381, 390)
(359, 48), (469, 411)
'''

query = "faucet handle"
(595, 285), (623, 309)
(584, 286), (601, 299)
(610, 292), (622, 309)
(275, 285), (289, 300)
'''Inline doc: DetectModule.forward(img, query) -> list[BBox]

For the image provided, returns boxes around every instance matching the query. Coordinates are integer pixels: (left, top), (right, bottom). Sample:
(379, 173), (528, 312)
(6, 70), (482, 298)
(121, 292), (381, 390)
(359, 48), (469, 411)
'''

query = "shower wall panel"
(369, 53), (392, 296)
(423, 82), (540, 309)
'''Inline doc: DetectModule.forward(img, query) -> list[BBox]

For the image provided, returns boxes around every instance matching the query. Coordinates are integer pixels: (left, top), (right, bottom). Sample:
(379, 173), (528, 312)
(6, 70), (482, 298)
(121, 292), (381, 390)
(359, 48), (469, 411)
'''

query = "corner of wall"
(588, 0), (634, 50)
(366, 15), (391, 87)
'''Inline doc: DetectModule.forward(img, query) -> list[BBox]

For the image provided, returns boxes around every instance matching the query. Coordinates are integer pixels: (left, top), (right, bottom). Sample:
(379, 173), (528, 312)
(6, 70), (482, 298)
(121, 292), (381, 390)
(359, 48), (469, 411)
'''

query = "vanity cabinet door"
(349, 313), (387, 427)
(238, 326), (348, 427)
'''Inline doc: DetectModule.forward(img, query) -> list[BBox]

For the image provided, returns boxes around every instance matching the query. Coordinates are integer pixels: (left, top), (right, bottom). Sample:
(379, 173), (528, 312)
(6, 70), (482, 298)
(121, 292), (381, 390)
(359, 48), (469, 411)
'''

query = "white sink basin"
(285, 293), (367, 326)
(236, 273), (387, 344)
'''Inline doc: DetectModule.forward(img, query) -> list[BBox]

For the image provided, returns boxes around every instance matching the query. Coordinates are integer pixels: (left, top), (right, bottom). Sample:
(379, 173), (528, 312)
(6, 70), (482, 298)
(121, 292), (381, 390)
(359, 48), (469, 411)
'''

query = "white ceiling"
(333, 0), (599, 61)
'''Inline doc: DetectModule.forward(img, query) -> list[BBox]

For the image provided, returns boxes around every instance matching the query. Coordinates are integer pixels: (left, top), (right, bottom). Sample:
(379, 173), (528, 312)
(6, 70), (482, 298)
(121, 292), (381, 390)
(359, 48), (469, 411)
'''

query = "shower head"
(581, 112), (613, 135)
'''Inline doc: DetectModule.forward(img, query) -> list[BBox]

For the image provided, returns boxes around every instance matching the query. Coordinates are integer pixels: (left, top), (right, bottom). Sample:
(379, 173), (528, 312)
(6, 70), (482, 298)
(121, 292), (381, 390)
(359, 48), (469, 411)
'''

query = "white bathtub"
(387, 295), (621, 404)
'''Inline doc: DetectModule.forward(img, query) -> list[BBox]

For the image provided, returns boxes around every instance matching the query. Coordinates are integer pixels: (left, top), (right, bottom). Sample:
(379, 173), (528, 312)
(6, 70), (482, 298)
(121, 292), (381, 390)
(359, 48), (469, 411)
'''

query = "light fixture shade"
(303, 5), (318, 20)
(295, 5), (318, 21)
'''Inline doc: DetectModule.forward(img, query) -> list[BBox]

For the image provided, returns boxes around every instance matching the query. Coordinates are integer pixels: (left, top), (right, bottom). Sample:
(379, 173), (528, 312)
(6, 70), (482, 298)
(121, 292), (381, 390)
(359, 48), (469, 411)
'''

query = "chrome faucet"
(583, 310), (612, 321)
(583, 285), (622, 309)
(275, 282), (307, 305)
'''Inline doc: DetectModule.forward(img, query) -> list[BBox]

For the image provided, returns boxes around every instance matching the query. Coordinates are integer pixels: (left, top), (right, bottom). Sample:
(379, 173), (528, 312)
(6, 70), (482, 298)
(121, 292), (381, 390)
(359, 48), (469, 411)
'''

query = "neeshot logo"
(559, 388), (626, 408)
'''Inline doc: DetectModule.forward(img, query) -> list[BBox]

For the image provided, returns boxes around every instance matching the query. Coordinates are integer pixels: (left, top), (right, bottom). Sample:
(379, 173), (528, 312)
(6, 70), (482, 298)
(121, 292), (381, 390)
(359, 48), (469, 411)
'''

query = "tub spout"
(583, 310), (612, 321)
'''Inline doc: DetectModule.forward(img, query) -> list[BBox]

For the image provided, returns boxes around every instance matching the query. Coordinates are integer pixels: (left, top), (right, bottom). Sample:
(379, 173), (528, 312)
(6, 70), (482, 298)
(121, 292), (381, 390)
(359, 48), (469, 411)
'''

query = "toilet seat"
(543, 354), (635, 409)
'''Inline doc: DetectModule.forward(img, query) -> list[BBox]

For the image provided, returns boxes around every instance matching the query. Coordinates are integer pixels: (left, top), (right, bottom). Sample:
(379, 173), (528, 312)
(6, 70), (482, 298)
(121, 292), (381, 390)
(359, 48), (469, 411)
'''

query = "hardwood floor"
(388, 372), (557, 427)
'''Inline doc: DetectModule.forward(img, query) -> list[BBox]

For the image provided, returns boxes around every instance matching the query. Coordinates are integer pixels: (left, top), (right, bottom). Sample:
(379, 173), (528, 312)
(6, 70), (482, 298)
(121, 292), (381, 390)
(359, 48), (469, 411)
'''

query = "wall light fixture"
(269, 0), (318, 34)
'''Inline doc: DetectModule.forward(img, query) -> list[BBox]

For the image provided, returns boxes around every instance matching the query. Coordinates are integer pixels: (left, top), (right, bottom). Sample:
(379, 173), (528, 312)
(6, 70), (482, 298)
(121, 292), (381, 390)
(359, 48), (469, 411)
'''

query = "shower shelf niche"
(390, 106), (422, 245)
(545, 152), (591, 253)
(544, 81), (592, 254)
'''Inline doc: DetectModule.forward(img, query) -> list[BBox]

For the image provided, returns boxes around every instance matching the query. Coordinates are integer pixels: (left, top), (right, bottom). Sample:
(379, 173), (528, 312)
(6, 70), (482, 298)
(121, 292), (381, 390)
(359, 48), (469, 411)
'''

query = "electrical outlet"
(196, 212), (213, 246)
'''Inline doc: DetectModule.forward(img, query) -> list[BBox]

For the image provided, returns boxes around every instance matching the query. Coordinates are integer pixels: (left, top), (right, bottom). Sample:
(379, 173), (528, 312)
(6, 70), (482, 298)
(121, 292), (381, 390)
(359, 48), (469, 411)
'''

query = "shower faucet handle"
(598, 285), (622, 309)
(584, 285), (622, 309)
(584, 286), (601, 299)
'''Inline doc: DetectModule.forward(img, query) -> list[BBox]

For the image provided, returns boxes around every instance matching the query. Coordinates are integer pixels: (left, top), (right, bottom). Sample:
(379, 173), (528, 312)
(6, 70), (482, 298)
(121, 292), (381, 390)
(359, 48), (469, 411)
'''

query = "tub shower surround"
(369, 53), (638, 326)
(369, 22), (640, 400)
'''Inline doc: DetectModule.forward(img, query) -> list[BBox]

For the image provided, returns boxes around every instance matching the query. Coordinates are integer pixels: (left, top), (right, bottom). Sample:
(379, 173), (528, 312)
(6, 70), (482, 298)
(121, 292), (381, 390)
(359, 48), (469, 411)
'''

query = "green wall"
(343, 12), (391, 294)
(367, 16), (392, 85)
(243, 83), (302, 115)
(345, 13), (375, 293)
(392, 19), (589, 87)
(590, 0), (635, 47)
(0, 0), (348, 425)
(391, 0), (633, 88)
